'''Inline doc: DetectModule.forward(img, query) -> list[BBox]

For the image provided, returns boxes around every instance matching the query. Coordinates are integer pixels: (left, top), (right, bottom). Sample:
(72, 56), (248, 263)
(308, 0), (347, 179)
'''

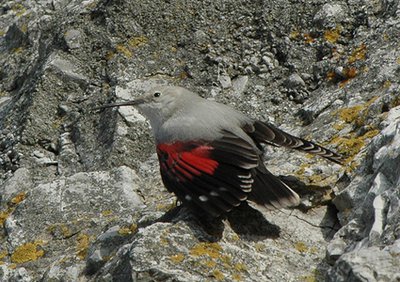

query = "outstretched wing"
(156, 131), (259, 217)
(248, 120), (344, 164)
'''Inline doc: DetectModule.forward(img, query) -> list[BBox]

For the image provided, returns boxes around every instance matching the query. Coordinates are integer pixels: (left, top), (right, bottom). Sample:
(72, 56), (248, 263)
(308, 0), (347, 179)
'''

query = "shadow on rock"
(226, 202), (281, 241)
(155, 202), (281, 242)
(156, 205), (225, 242)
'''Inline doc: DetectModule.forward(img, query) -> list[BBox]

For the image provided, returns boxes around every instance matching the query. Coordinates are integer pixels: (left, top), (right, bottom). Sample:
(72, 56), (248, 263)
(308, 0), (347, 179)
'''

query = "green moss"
(301, 275), (317, 282)
(12, 47), (24, 54)
(105, 51), (115, 61)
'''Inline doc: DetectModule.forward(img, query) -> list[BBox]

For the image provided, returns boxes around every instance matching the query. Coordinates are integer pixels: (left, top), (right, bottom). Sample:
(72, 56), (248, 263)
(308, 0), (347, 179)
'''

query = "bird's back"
(156, 97), (255, 146)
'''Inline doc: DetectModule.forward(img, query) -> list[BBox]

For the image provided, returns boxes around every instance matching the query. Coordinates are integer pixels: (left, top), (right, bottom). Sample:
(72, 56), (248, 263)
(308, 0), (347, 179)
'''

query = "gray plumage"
(97, 86), (343, 217)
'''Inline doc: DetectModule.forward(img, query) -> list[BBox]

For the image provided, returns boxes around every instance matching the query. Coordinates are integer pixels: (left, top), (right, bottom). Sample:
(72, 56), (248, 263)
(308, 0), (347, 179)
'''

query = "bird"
(95, 86), (343, 218)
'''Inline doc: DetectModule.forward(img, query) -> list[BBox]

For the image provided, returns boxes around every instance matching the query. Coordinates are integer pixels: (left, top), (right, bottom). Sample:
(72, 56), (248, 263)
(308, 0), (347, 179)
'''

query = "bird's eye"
(153, 91), (161, 98)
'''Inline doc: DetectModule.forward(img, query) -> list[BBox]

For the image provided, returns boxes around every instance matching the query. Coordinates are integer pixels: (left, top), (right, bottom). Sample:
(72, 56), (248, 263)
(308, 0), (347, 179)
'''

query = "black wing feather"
(250, 120), (344, 164)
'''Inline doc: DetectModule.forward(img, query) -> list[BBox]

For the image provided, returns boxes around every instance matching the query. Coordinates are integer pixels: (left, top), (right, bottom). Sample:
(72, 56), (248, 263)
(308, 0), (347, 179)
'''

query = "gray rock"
(0, 266), (32, 282)
(328, 246), (400, 282)
(0, 167), (32, 201)
(326, 237), (347, 265)
(2, 166), (143, 280)
(45, 52), (90, 86)
(3, 24), (28, 51)
(285, 73), (306, 89)
(313, 3), (348, 29)
(86, 225), (137, 274)
(94, 206), (335, 282)
(64, 29), (82, 49)
(232, 75), (249, 97)
(218, 74), (232, 89)
(328, 105), (400, 280)
(42, 263), (83, 282)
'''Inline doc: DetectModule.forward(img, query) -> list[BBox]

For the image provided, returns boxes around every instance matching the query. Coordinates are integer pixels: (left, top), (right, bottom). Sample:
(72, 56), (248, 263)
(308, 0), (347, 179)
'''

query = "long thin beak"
(92, 98), (144, 111)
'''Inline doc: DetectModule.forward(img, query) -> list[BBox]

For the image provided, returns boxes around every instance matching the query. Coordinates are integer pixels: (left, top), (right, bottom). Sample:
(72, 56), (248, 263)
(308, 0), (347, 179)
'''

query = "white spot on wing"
(185, 195), (192, 201)
(199, 195), (208, 202)
(238, 173), (252, 179)
(210, 191), (219, 197)
(240, 184), (252, 192)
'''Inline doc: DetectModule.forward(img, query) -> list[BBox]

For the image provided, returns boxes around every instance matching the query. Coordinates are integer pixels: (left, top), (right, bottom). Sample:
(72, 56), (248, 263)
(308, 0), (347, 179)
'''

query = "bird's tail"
(250, 121), (344, 164)
(248, 165), (300, 210)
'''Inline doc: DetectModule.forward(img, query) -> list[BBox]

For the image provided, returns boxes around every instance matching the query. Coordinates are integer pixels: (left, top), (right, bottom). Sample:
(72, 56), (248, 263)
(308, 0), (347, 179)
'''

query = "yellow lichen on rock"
(128, 36), (148, 48)
(329, 97), (381, 165)
(335, 96), (378, 126)
(295, 241), (308, 253)
(1, 192), (28, 227)
(348, 43), (367, 63)
(190, 242), (223, 259)
(337, 105), (364, 124)
(0, 209), (11, 226)
(324, 27), (341, 43)
(101, 210), (113, 216)
(11, 192), (27, 205)
(0, 250), (8, 264)
(170, 253), (185, 263)
(331, 129), (379, 160)
(212, 269), (225, 281)
(11, 241), (45, 263)
(76, 233), (90, 260)
(116, 44), (133, 58)
(118, 224), (138, 236)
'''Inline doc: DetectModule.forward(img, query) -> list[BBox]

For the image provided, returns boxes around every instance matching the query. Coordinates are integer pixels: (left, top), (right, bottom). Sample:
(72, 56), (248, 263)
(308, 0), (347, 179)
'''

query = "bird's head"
(95, 86), (201, 132)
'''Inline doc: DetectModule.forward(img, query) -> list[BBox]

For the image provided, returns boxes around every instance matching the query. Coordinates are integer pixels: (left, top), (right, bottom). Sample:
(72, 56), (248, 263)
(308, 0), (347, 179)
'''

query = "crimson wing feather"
(156, 134), (258, 217)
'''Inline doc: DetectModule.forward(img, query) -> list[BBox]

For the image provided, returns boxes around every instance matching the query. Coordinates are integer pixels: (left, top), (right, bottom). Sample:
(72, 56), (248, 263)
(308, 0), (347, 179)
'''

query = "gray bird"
(97, 86), (342, 217)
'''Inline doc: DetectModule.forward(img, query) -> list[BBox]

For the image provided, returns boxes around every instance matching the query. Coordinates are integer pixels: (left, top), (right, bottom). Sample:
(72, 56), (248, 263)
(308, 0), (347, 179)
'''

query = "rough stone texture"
(1, 0), (399, 281)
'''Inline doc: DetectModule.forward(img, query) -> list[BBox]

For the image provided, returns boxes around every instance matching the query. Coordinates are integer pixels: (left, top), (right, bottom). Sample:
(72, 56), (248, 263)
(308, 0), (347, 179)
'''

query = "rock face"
(1, 0), (399, 281)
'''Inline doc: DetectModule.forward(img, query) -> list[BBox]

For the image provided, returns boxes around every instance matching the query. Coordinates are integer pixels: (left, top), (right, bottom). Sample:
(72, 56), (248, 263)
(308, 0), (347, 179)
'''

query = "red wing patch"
(157, 142), (218, 179)
(156, 136), (258, 217)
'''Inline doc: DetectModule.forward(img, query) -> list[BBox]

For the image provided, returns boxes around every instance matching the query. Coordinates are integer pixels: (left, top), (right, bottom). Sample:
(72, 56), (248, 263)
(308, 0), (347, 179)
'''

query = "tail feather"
(248, 165), (300, 210)
(250, 121), (344, 164)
